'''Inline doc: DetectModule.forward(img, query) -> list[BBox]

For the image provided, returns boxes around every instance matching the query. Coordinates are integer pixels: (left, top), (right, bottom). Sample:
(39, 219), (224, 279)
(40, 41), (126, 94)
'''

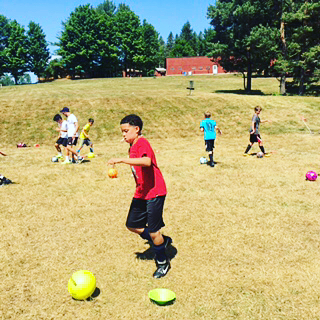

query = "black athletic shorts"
(205, 139), (215, 152)
(80, 138), (92, 146)
(126, 196), (166, 233)
(67, 137), (78, 146)
(56, 137), (67, 147)
(250, 133), (262, 143)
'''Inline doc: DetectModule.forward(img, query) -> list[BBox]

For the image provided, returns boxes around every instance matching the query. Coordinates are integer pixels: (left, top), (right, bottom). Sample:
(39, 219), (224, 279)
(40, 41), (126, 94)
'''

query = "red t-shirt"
(129, 136), (167, 200)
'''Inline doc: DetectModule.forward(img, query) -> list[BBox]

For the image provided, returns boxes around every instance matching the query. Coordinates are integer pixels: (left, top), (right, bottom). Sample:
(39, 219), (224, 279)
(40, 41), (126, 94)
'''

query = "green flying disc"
(148, 288), (176, 306)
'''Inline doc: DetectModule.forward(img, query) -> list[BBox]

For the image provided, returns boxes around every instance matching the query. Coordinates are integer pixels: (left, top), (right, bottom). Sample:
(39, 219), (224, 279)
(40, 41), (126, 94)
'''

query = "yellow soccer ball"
(68, 270), (96, 300)
(88, 152), (95, 158)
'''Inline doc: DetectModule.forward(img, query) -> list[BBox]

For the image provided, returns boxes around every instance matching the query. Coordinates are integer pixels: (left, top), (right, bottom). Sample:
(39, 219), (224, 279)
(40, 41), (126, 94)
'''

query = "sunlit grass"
(1, 75), (320, 319)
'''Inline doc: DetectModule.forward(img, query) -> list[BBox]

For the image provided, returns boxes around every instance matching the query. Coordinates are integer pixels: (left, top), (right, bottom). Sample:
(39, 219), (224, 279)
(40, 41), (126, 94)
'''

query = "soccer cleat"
(61, 159), (71, 165)
(153, 260), (171, 279)
(76, 156), (84, 164)
(209, 162), (215, 167)
(264, 153), (271, 157)
(56, 154), (64, 159)
(243, 153), (250, 157)
(163, 235), (173, 248)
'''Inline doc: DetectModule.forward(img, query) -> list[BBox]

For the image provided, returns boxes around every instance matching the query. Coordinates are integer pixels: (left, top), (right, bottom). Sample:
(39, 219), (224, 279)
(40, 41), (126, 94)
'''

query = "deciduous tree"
(4, 20), (29, 84)
(27, 21), (50, 79)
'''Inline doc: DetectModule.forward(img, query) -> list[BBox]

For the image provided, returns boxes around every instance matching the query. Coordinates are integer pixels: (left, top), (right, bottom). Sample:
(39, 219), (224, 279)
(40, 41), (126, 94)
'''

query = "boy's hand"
(55, 128), (60, 132)
(108, 158), (122, 165)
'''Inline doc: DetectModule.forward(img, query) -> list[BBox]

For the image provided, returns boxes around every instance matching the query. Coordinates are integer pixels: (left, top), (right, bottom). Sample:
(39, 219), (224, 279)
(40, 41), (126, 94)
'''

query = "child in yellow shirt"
(77, 118), (94, 157)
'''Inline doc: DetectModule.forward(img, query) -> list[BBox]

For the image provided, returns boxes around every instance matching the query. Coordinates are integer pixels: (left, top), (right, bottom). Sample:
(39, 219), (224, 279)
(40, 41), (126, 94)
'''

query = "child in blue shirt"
(200, 111), (222, 167)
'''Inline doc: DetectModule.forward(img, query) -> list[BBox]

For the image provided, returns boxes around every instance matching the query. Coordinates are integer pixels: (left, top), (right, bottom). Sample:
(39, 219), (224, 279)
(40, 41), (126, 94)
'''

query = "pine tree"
(166, 32), (175, 57)
(171, 22), (197, 57)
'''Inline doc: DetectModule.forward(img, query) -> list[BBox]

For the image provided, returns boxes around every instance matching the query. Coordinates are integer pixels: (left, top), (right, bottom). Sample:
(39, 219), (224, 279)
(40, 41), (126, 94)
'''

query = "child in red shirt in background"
(108, 114), (172, 279)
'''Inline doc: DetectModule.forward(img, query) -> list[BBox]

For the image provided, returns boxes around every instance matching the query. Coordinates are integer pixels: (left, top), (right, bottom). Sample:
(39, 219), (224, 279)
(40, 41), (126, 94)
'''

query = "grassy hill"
(1, 75), (320, 146)
(1, 76), (320, 319)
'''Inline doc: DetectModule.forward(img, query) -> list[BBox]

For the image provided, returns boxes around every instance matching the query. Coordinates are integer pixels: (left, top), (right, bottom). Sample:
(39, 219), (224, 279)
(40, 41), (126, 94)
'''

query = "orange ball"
(108, 168), (118, 178)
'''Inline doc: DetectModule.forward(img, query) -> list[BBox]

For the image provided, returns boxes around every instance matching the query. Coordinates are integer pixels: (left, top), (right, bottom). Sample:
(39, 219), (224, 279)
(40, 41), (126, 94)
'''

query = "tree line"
(56, 2), (213, 78)
(1, 0), (319, 95)
(0, 1), (213, 83)
(0, 15), (50, 84)
(207, 0), (320, 95)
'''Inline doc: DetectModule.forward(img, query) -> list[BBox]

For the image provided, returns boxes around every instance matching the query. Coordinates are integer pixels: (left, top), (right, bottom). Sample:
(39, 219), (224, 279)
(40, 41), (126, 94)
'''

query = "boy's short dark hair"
(204, 111), (211, 118)
(120, 114), (143, 131)
(254, 106), (262, 112)
(53, 114), (62, 122)
(89, 118), (94, 123)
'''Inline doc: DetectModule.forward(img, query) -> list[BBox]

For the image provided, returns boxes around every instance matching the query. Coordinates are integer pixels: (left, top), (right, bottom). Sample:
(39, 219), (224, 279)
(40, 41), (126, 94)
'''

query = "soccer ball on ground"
(200, 157), (208, 164)
(68, 270), (96, 300)
(306, 171), (318, 181)
(88, 152), (95, 158)
(51, 156), (59, 162)
(256, 152), (264, 158)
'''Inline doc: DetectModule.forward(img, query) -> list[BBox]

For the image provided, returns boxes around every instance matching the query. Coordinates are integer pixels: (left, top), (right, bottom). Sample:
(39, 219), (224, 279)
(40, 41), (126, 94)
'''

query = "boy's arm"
(73, 122), (79, 137)
(251, 120), (255, 133)
(216, 126), (222, 135)
(55, 127), (62, 138)
(200, 127), (204, 132)
(108, 157), (151, 167)
(82, 129), (89, 139)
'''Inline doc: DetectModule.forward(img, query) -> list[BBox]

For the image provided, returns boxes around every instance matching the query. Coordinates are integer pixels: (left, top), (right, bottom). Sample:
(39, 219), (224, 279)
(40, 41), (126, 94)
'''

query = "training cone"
(148, 288), (176, 306)
(68, 270), (96, 300)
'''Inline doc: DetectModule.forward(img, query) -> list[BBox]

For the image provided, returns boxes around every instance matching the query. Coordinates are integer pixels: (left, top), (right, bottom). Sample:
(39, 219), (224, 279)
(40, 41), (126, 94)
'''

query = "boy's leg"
(77, 139), (84, 156)
(244, 143), (253, 154)
(150, 230), (171, 279)
(205, 140), (215, 167)
(258, 140), (268, 155)
(259, 143), (265, 154)
(147, 196), (171, 278)
(55, 143), (61, 153)
(89, 141), (94, 153)
(244, 134), (255, 155)
(208, 151), (214, 167)
(62, 138), (74, 163)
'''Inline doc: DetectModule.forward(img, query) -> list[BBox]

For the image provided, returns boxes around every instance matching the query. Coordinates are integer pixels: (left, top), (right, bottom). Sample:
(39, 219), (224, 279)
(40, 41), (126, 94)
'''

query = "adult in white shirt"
(60, 107), (80, 164)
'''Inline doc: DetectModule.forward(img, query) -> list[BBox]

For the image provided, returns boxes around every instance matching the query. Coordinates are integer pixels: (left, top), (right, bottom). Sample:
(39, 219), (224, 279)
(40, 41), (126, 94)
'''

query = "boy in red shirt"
(108, 114), (172, 278)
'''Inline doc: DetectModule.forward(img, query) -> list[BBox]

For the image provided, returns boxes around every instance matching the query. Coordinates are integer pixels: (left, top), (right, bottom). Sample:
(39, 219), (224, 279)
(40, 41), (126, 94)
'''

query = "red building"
(166, 56), (227, 76)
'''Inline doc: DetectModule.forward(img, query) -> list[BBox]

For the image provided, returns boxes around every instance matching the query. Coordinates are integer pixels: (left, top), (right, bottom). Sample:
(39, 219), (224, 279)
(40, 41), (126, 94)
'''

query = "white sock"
(65, 156), (69, 161)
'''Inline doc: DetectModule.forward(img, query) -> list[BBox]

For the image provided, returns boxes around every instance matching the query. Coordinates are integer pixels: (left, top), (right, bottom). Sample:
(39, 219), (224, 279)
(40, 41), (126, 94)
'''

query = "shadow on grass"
(135, 241), (178, 261)
(214, 89), (265, 95)
(87, 287), (101, 301)
(72, 287), (101, 301)
(206, 161), (220, 167)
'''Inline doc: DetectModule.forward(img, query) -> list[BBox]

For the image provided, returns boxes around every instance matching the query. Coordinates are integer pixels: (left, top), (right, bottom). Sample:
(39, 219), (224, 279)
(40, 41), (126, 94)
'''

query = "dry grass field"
(1, 75), (320, 319)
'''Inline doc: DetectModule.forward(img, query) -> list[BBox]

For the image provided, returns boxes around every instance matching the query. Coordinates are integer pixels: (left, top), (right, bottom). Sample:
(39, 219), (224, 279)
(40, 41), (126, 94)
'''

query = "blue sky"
(0, 0), (215, 56)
